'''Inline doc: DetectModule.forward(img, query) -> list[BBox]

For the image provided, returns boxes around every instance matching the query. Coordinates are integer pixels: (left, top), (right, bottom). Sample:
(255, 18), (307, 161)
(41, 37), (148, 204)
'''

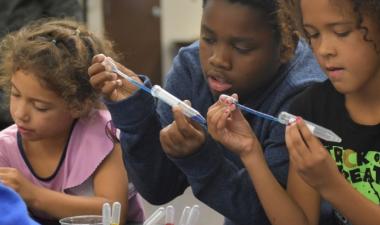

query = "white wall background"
(160, 0), (202, 76)
(86, 0), (203, 76)
(86, 1), (224, 224)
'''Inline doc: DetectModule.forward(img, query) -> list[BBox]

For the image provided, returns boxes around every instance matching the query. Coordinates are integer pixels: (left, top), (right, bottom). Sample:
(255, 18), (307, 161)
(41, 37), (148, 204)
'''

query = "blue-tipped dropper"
(220, 94), (341, 143)
(102, 57), (206, 124)
(104, 58), (152, 94)
(236, 103), (280, 123)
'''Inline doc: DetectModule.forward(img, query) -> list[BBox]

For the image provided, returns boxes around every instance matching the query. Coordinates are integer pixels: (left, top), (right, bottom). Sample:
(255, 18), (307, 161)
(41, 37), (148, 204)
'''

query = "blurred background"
(85, 0), (202, 85)
(85, 0), (222, 224)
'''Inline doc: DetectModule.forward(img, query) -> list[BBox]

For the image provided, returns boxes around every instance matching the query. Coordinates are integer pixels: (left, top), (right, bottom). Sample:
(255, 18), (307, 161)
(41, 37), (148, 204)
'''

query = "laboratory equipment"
(220, 94), (342, 143)
(103, 57), (206, 125)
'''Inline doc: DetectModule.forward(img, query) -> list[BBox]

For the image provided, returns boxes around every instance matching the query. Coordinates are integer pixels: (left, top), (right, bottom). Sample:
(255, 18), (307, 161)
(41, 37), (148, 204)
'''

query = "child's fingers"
(285, 126), (303, 165)
(207, 101), (228, 131)
(215, 107), (231, 131)
(210, 105), (230, 135)
(207, 99), (228, 123)
(295, 118), (322, 152)
(101, 80), (122, 96)
(89, 71), (117, 90)
(208, 98), (225, 114)
(160, 122), (186, 151)
(285, 123), (311, 161)
(172, 104), (199, 139)
(91, 54), (106, 64)
(88, 61), (107, 78)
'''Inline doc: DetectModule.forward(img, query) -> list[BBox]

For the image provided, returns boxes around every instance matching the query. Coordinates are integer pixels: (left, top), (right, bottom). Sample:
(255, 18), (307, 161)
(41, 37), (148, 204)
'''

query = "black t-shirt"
(288, 80), (380, 224)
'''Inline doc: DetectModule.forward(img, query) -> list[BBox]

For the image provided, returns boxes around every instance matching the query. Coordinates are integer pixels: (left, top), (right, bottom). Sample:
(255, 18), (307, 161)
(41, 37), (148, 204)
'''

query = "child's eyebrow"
(230, 37), (256, 43)
(200, 24), (214, 34)
(201, 24), (258, 42)
(303, 21), (354, 28)
(326, 21), (355, 28)
(10, 81), (53, 105)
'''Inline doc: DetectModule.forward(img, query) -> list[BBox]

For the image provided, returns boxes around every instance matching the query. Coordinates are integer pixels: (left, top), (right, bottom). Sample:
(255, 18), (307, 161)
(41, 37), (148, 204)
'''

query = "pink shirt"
(0, 109), (144, 223)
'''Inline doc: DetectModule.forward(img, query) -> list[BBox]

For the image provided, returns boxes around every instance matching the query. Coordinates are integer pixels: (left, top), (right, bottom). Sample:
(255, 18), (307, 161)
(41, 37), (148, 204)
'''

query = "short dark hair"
(202, 0), (299, 62)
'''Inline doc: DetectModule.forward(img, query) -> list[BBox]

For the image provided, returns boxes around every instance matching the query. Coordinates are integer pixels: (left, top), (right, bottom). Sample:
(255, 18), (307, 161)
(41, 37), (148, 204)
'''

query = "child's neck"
(345, 80), (380, 125)
(22, 133), (71, 178)
(24, 135), (68, 154)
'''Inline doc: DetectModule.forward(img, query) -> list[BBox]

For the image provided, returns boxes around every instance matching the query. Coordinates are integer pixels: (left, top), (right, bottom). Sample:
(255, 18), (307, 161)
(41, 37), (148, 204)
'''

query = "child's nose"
(14, 104), (30, 123)
(209, 44), (232, 70)
(317, 36), (337, 58)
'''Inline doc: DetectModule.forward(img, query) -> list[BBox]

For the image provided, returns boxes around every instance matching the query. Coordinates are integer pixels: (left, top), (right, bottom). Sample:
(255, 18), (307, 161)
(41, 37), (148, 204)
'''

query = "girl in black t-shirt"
(207, 0), (380, 225)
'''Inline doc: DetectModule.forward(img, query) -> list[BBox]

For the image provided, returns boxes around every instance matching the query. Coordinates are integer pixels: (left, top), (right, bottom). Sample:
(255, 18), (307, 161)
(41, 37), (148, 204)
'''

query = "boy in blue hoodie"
(88, 0), (330, 224)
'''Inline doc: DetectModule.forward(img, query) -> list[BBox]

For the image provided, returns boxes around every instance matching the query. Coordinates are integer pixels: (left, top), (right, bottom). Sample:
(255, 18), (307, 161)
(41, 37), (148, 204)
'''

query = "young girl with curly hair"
(207, 0), (380, 224)
(0, 18), (144, 225)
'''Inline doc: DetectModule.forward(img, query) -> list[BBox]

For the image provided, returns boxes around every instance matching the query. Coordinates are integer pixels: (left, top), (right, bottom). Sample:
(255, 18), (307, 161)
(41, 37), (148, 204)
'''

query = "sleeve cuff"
(104, 76), (156, 129)
(169, 136), (224, 179)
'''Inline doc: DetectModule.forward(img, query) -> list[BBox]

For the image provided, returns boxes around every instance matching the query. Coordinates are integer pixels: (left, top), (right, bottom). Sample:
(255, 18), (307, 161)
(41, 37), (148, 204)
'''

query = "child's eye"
(303, 27), (319, 39)
(35, 107), (49, 112)
(34, 104), (49, 112)
(233, 44), (255, 54)
(335, 31), (350, 37)
(201, 35), (216, 44)
(10, 91), (20, 97)
(305, 31), (319, 39)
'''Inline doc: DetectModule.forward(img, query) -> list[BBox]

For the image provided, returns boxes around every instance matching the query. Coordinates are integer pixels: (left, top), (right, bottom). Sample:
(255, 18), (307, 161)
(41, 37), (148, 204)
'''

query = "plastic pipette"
(220, 94), (342, 143)
(165, 205), (175, 225)
(278, 112), (342, 143)
(151, 85), (206, 124)
(111, 202), (121, 225)
(103, 58), (206, 124)
(102, 203), (111, 225)
(103, 57), (152, 94)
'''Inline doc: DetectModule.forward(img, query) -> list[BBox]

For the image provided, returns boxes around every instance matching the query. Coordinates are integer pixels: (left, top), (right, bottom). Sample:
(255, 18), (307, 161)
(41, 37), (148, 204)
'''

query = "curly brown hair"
(0, 18), (120, 116)
(203, 0), (300, 63)
(282, 0), (380, 50)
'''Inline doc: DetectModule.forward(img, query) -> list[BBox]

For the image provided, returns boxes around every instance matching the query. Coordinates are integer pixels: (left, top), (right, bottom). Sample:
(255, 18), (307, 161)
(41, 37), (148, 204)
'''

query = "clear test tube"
(165, 205), (175, 225)
(151, 85), (206, 124)
(111, 202), (121, 225)
(185, 205), (200, 225)
(143, 207), (165, 225)
(102, 203), (111, 225)
(178, 206), (191, 225)
(278, 111), (342, 143)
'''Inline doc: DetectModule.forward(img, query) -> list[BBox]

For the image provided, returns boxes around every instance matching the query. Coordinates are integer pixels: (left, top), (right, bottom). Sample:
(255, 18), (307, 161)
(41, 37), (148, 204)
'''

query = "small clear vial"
(278, 112), (342, 143)
(151, 85), (206, 124)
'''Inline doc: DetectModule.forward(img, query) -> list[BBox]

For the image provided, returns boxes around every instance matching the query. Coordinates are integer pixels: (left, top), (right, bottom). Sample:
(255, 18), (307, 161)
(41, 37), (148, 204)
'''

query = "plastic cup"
(59, 215), (103, 225)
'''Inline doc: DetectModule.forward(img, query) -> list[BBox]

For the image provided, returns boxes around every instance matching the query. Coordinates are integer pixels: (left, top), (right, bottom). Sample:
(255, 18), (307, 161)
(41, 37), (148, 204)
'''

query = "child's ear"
(69, 100), (92, 118)
(69, 107), (83, 119)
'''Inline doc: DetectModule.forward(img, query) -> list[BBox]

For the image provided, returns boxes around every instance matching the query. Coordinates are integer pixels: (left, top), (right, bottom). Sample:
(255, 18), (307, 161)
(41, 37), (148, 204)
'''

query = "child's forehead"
(11, 70), (58, 98)
(301, 0), (356, 25)
(202, 0), (273, 33)
(301, 0), (353, 15)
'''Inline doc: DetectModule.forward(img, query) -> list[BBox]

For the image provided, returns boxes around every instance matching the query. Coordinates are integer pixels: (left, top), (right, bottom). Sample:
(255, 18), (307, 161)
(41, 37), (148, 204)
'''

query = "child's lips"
(207, 76), (232, 92)
(17, 125), (33, 134)
(326, 66), (344, 79)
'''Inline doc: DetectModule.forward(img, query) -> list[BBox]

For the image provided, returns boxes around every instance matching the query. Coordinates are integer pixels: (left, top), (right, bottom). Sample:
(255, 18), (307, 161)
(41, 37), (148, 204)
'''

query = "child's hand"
(0, 167), (38, 206)
(285, 118), (342, 194)
(160, 100), (206, 158)
(207, 94), (260, 159)
(88, 54), (142, 101)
